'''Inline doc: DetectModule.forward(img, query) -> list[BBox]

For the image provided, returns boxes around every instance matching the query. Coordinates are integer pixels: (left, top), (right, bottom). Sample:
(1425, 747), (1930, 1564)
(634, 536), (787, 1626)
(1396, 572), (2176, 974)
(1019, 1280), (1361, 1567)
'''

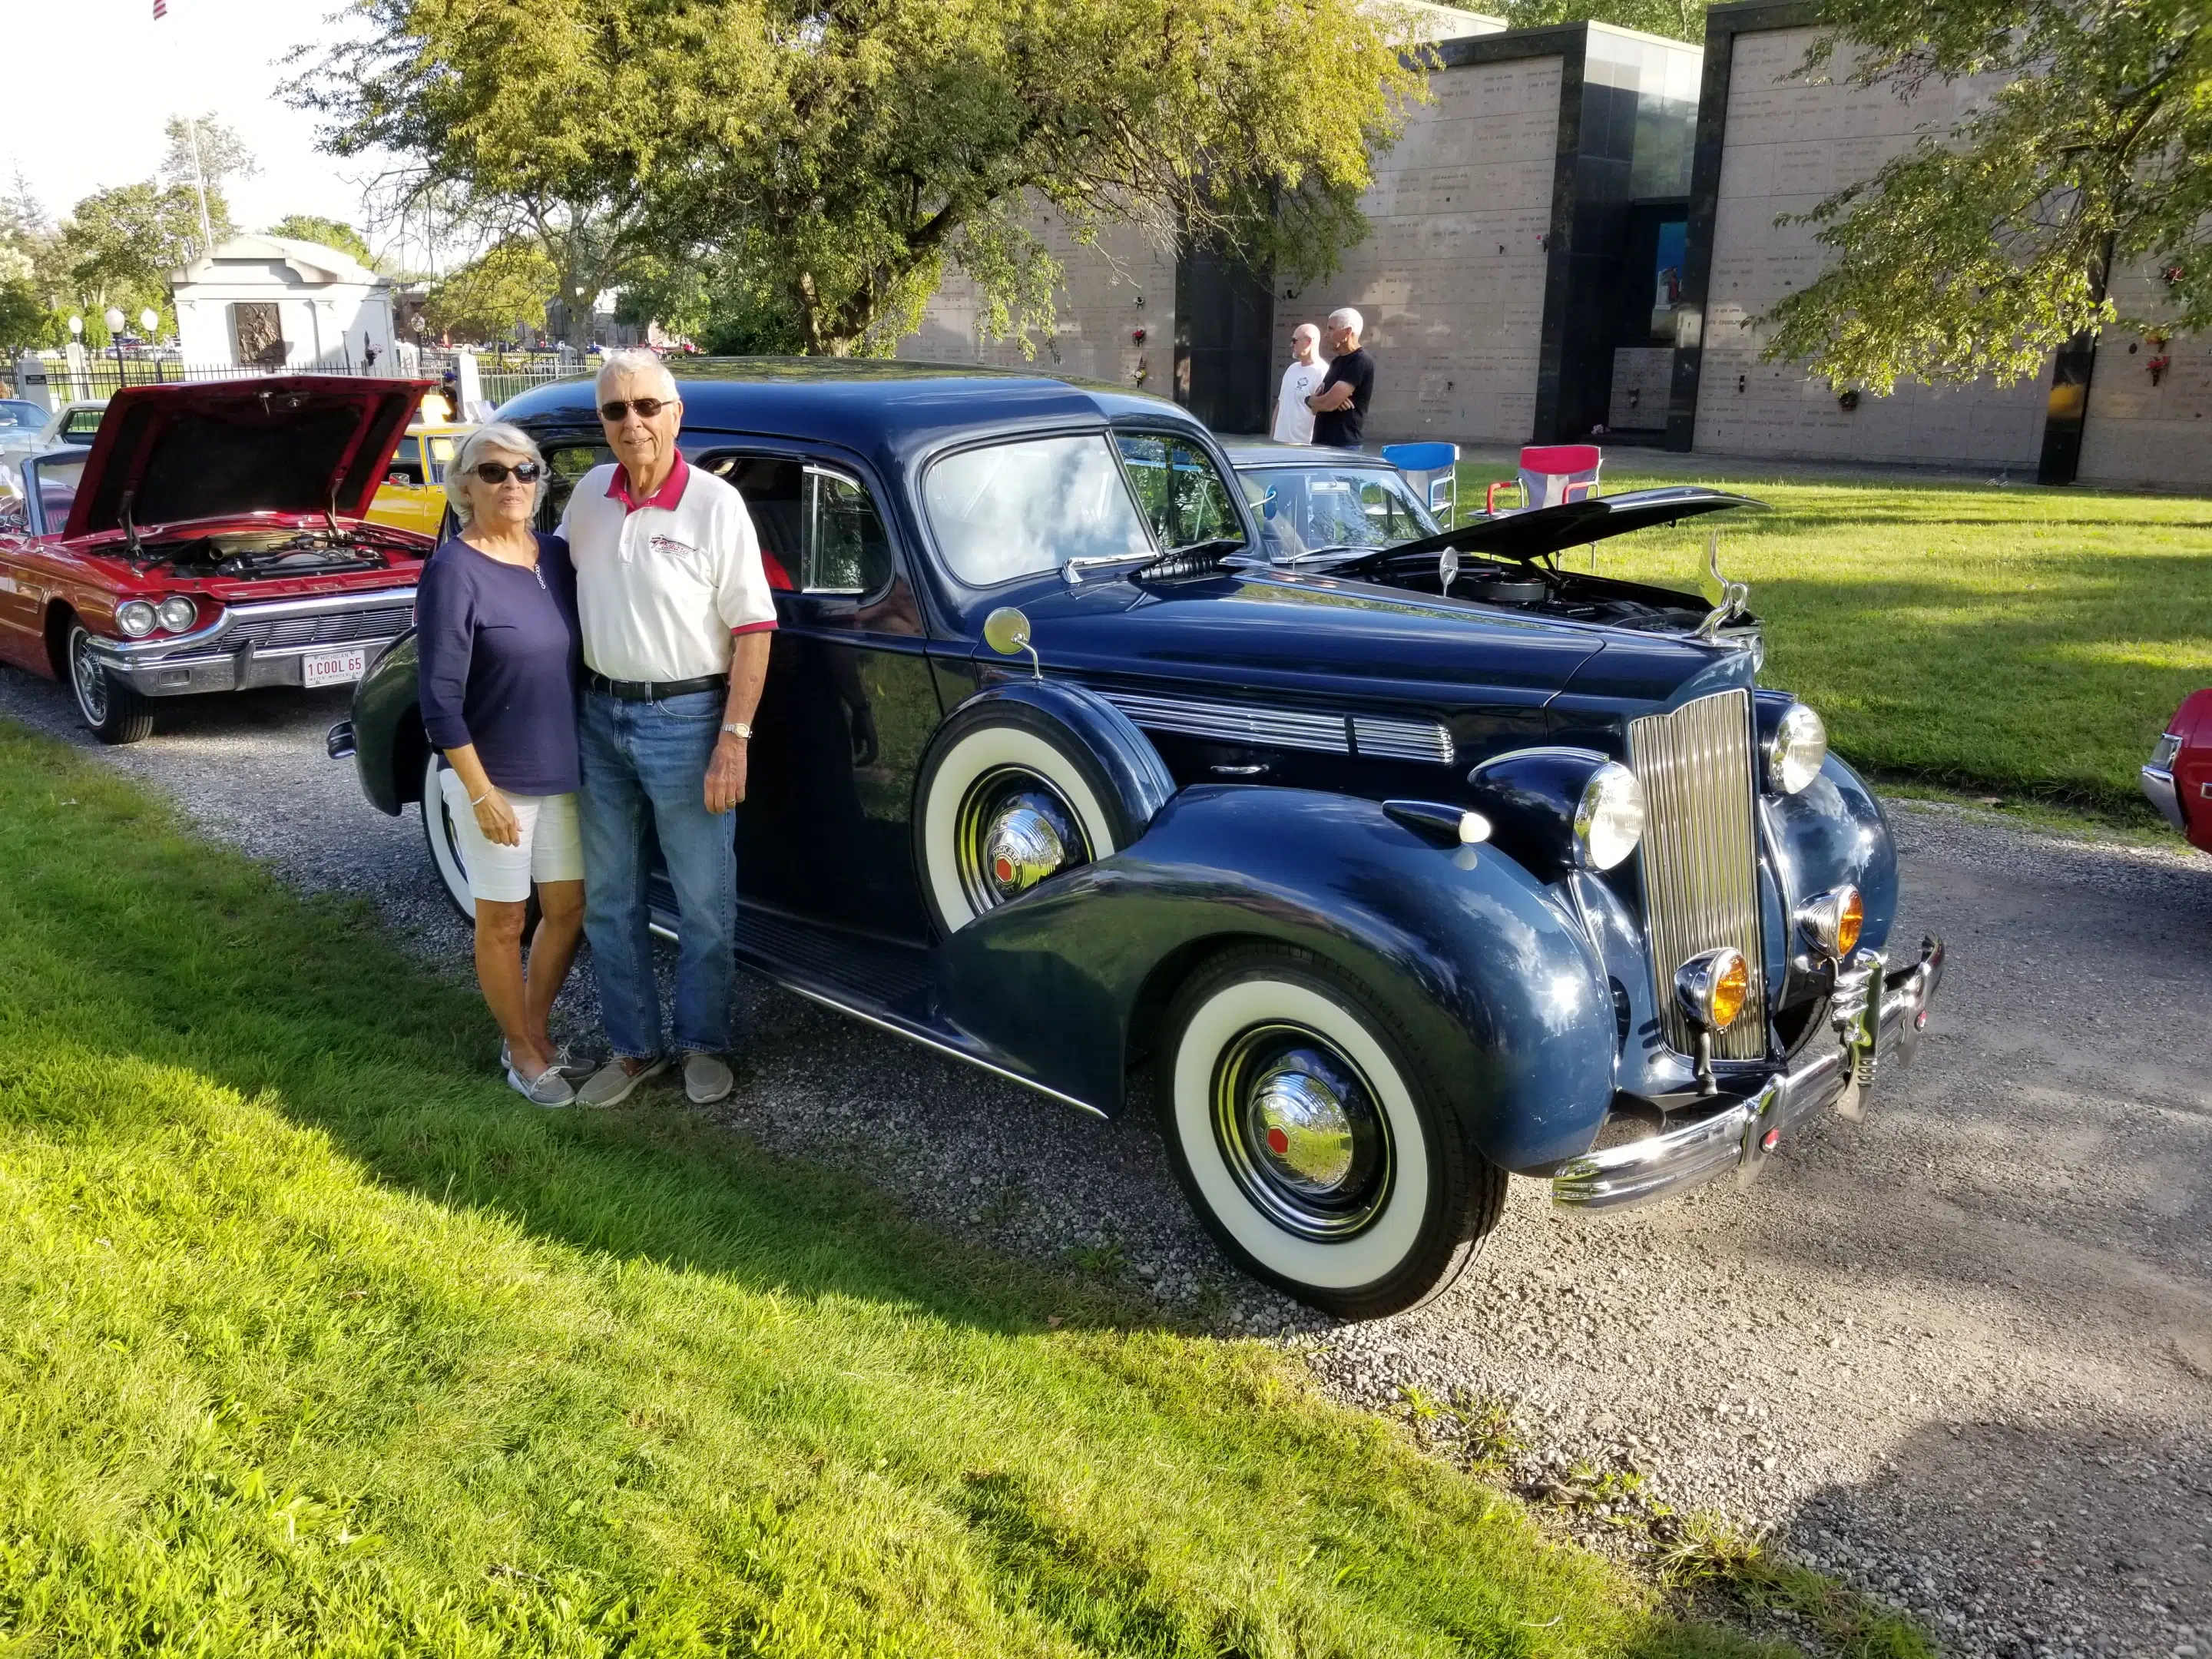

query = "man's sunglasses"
(471, 461), (543, 484)
(599, 397), (673, 422)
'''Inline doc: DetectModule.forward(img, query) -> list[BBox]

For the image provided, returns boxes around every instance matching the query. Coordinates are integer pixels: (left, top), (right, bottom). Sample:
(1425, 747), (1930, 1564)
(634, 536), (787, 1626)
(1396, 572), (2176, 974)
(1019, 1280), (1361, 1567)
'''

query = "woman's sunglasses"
(471, 461), (543, 484)
(598, 397), (671, 422)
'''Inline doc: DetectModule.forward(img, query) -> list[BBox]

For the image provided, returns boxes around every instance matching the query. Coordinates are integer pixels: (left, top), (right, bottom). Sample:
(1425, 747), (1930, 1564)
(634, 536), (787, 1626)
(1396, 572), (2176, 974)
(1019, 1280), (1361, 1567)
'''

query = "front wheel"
(66, 623), (154, 745)
(1155, 944), (1503, 1320)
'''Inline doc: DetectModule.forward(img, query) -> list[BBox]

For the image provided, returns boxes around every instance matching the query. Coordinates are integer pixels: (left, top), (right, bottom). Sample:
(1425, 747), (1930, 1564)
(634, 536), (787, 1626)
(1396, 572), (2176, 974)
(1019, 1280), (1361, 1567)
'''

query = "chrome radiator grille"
(1628, 687), (1766, 1058)
(227, 607), (414, 651)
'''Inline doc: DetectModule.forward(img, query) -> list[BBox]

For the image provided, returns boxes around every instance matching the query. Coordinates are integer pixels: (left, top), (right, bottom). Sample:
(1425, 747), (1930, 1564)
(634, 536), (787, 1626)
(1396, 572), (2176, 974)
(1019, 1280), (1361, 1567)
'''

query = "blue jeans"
(578, 688), (736, 1060)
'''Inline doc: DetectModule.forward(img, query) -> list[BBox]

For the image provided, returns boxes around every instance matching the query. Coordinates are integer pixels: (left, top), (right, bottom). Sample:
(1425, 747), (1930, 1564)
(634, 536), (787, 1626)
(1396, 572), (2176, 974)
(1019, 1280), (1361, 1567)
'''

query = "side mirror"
(982, 605), (1041, 680)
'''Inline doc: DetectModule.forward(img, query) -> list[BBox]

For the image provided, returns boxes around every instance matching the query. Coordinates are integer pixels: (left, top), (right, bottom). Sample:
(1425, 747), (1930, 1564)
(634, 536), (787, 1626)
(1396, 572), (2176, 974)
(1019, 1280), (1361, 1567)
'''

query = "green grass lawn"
(1457, 460), (2212, 817)
(0, 718), (1876, 1655)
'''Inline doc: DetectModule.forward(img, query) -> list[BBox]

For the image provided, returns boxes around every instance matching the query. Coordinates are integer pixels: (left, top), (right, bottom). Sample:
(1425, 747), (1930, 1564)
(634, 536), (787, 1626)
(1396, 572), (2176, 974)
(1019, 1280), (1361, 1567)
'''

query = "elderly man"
(1306, 307), (1375, 449)
(1270, 323), (1326, 445)
(560, 347), (775, 1108)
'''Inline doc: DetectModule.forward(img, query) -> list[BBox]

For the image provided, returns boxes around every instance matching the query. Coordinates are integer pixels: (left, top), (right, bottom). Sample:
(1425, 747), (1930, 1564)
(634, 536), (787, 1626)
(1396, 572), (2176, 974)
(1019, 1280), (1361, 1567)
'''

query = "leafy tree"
(1760, 0), (2212, 391)
(55, 183), (227, 338)
(0, 280), (44, 354)
(293, 0), (1423, 356)
(266, 214), (377, 267)
(1501, 0), (1700, 41)
(423, 239), (560, 343)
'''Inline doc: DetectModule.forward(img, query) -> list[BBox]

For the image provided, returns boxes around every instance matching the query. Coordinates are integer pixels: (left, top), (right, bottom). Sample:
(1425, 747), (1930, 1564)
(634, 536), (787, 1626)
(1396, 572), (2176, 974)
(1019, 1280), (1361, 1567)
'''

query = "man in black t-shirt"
(1307, 307), (1374, 448)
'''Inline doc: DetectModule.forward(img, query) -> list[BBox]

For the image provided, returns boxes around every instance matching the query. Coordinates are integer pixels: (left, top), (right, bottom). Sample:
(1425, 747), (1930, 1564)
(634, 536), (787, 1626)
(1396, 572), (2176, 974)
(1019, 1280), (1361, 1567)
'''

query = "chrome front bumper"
(84, 588), (416, 697)
(1552, 934), (1945, 1211)
(2141, 764), (2186, 833)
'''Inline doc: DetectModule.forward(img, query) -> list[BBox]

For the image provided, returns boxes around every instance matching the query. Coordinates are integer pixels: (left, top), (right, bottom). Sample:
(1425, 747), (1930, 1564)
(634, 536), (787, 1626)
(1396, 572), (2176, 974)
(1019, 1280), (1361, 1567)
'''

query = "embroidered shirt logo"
(649, 533), (700, 561)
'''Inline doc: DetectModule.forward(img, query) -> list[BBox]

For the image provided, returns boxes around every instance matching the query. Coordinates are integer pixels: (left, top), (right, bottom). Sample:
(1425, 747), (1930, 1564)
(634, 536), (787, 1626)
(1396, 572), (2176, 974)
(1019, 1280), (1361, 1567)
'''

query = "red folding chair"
(1484, 445), (1603, 513)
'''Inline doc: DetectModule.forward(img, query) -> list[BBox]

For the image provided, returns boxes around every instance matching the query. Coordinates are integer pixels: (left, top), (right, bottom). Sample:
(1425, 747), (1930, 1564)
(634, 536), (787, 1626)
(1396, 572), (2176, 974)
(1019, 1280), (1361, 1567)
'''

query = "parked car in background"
(0, 377), (432, 743)
(0, 400), (107, 500)
(2142, 690), (2212, 853)
(335, 363), (1942, 1319)
(1226, 440), (1448, 562)
(367, 418), (472, 538)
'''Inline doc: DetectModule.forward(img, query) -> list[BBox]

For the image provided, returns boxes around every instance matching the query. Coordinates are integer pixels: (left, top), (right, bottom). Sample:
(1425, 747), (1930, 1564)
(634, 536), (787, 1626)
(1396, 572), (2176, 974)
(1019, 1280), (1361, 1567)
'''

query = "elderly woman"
(414, 422), (587, 1106)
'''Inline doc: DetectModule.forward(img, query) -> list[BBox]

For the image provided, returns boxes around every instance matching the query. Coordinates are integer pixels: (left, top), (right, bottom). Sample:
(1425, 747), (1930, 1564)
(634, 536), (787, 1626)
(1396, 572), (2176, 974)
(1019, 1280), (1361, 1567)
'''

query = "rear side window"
(706, 454), (892, 596)
(538, 441), (613, 531)
(923, 434), (1151, 588)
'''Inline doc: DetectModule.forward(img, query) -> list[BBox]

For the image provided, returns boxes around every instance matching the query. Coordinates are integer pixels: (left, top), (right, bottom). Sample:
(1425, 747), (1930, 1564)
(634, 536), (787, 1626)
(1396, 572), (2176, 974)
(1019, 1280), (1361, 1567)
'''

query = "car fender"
(349, 628), (426, 816)
(1761, 751), (1899, 959)
(937, 784), (1618, 1172)
(936, 674), (1179, 835)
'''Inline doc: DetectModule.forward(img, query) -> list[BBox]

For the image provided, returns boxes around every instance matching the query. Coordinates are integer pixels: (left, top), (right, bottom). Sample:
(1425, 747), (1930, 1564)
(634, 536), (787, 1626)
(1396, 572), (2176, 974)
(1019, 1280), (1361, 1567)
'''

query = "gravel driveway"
(3, 669), (2207, 1658)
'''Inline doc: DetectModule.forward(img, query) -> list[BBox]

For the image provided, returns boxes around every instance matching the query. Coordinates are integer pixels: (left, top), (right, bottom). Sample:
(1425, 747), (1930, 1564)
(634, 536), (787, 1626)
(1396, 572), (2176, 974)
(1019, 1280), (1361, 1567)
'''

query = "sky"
(4, 0), (385, 249)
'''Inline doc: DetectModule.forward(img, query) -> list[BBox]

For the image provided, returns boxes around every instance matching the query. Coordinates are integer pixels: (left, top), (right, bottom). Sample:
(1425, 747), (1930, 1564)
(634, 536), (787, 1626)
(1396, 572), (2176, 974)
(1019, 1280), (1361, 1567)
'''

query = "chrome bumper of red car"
(1551, 934), (1945, 1212)
(2141, 764), (2186, 834)
(84, 588), (416, 697)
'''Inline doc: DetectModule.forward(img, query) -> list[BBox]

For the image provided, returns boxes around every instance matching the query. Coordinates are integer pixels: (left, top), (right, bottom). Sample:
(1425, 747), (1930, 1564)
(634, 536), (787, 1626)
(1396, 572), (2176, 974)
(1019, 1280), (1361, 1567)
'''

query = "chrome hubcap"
(954, 767), (1089, 914)
(1212, 1024), (1391, 1240)
(71, 634), (108, 724)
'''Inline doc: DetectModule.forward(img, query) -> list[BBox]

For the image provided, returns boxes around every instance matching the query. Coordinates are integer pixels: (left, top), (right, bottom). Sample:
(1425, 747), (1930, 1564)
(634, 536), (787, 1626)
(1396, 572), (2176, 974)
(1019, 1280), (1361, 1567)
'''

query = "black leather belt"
(585, 671), (725, 702)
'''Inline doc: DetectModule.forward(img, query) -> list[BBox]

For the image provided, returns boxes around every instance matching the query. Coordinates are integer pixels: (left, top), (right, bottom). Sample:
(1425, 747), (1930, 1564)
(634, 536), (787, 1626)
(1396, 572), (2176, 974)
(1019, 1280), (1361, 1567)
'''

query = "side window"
(65, 409), (103, 442)
(540, 441), (613, 531)
(922, 434), (1153, 588)
(804, 468), (891, 595)
(1114, 432), (1245, 551)
(704, 453), (893, 598)
(388, 438), (425, 485)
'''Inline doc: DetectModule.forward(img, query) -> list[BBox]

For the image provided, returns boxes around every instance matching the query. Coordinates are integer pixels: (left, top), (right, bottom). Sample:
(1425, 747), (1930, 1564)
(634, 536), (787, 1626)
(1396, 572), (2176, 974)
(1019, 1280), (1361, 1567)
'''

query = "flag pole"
(187, 115), (215, 257)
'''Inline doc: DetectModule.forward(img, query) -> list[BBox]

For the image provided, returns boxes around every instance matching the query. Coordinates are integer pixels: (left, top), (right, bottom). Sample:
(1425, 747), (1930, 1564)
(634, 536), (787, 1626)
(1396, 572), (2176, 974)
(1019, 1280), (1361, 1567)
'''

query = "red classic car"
(2143, 689), (2212, 853)
(0, 377), (433, 743)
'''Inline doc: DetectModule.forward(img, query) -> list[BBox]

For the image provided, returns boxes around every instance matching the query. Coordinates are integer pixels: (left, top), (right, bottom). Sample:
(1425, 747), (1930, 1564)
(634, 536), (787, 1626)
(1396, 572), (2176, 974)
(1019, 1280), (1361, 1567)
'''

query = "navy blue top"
(416, 531), (582, 796)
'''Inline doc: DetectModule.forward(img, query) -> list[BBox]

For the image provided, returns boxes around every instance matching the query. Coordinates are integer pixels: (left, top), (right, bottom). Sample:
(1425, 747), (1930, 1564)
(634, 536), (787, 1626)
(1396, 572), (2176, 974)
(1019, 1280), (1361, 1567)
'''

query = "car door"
(704, 449), (940, 941)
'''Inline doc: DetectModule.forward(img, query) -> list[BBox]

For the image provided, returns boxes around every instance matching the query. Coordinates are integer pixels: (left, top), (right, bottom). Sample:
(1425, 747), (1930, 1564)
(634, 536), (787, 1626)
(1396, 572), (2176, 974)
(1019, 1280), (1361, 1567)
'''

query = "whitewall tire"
(420, 751), (476, 921)
(1156, 945), (1502, 1319)
(915, 702), (1142, 936)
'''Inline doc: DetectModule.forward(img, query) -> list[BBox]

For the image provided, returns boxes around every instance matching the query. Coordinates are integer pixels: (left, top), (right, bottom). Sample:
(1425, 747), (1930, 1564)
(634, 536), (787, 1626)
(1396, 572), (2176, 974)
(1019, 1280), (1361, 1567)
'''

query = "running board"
(728, 903), (1110, 1120)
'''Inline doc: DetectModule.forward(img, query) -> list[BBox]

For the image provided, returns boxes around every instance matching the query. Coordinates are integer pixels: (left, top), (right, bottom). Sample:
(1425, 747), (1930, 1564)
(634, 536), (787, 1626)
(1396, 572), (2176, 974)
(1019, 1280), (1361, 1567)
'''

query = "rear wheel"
(66, 623), (154, 745)
(1154, 944), (1503, 1320)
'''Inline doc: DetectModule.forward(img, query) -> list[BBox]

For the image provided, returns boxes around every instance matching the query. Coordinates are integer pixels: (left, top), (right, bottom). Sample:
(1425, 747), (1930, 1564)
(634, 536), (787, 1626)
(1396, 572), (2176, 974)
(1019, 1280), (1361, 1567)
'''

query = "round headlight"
(157, 596), (197, 634)
(1573, 761), (1645, 870)
(1674, 946), (1751, 1031)
(115, 600), (157, 637)
(1767, 702), (1827, 794)
(1794, 885), (1863, 960)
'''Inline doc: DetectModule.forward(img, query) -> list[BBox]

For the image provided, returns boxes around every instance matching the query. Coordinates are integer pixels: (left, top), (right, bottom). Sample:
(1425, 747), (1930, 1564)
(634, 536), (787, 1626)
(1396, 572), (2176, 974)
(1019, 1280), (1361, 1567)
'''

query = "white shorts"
(438, 770), (584, 904)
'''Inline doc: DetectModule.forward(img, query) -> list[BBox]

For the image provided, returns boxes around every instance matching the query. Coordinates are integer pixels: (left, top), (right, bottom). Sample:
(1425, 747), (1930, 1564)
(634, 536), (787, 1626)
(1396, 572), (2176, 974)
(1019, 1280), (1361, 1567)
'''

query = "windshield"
(924, 433), (1153, 587)
(0, 401), (44, 434)
(1239, 465), (1439, 561)
(26, 454), (84, 530)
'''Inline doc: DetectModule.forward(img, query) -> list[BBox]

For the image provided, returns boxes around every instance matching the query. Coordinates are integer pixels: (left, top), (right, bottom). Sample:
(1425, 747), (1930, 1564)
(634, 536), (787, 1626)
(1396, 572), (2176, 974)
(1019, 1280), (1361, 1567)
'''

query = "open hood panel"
(1338, 486), (1762, 572)
(63, 376), (429, 541)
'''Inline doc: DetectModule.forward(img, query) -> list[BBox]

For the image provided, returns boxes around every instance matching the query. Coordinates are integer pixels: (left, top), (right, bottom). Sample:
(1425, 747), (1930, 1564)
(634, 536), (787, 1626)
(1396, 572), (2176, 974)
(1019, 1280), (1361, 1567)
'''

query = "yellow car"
(368, 422), (472, 538)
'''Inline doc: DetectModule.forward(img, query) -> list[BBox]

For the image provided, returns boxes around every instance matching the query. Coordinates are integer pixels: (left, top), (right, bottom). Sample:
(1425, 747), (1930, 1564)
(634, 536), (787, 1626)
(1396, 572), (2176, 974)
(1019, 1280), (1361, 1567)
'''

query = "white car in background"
(0, 400), (107, 498)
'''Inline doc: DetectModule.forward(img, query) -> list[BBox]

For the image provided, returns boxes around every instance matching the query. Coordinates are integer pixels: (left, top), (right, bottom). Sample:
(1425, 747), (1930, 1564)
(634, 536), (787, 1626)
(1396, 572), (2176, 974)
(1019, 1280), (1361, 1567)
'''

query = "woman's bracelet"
(470, 789), (492, 806)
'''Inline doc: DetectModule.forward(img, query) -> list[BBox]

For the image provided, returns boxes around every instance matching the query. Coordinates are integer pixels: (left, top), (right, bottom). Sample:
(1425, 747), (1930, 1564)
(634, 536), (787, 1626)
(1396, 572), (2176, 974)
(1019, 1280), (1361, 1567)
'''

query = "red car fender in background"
(2146, 689), (2212, 853)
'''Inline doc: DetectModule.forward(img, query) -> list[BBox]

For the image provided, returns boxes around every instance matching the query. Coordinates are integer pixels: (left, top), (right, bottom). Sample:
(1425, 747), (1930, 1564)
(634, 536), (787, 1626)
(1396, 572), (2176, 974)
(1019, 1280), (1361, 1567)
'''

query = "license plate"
(302, 646), (369, 688)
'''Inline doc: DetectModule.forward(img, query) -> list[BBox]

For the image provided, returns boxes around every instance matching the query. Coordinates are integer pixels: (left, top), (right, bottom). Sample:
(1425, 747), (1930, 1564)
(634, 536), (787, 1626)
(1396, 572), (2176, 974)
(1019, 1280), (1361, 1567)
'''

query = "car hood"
(63, 376), (429, 540)
(1333, 486), (1760, 572)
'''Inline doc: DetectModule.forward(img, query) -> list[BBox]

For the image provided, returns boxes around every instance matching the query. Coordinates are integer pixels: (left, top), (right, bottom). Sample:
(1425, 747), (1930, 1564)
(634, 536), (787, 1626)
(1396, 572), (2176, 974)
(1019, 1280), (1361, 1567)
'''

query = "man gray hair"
(442, 421), (548, 527)
(1326, 306), (1364, 339)
(594, 346), (678, 402)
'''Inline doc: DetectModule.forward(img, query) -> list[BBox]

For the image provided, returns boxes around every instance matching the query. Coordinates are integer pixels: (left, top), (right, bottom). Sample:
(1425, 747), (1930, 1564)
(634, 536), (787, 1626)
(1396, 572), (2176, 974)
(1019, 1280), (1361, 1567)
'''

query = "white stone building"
(169, 236), (399, 373)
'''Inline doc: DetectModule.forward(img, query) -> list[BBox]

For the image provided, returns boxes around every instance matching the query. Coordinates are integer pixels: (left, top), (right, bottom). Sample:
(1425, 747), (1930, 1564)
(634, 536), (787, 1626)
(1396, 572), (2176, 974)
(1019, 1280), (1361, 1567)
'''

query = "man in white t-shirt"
(1270, 324), (1326, 445)
(559, 348), (777, 1109)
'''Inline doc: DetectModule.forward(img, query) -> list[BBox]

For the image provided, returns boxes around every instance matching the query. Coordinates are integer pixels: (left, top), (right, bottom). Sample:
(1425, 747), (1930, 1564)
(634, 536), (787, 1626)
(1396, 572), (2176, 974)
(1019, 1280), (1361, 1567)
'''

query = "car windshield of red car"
(29, 455), (84, 528)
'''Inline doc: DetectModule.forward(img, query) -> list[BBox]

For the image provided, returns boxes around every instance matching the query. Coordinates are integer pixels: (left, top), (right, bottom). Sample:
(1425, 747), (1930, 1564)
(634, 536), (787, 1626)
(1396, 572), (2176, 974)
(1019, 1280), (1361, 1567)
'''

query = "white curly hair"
(442, 422), (548, 528)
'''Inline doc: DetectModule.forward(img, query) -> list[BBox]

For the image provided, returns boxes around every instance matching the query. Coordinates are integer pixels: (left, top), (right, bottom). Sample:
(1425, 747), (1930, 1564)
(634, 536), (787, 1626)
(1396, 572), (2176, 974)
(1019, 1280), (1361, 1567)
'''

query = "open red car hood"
(63, 376), (429, 541)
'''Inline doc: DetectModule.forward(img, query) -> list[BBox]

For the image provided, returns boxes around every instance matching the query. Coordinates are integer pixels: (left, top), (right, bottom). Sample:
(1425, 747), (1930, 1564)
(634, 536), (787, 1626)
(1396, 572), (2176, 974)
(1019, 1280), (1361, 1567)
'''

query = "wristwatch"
(720, 720), (753, 741)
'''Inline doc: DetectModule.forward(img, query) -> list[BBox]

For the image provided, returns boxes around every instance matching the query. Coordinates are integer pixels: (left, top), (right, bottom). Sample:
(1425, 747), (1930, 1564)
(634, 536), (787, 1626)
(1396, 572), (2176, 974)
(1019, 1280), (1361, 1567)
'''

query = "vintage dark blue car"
(333, 363), (1943, 1318)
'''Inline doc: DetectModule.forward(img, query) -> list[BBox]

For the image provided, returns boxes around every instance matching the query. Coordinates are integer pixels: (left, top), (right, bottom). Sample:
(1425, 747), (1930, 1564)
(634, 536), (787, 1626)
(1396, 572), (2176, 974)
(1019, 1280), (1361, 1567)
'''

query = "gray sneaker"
(501, 1040), (594, 1082)
(506, 1062), (576, 1108)
(575, 1055), (668, 1108)
(684, 1051), (734, 1105)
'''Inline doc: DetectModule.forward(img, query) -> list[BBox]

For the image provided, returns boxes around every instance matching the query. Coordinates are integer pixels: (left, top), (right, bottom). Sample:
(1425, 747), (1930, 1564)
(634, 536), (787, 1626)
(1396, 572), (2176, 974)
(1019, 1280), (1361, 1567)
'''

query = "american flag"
(153, 0), (167, 16)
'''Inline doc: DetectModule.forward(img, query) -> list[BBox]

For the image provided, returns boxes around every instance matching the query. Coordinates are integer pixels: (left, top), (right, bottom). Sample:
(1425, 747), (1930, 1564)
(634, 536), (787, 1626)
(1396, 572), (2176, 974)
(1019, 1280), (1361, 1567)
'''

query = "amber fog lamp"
(1795, 885), (1863, 960)
(1674, 946), (1750, 1032)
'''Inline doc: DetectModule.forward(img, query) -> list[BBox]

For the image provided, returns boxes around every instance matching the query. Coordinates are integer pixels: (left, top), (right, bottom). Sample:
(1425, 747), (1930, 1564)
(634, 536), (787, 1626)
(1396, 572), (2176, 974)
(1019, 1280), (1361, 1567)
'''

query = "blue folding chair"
(1380, 442), (1460, 528)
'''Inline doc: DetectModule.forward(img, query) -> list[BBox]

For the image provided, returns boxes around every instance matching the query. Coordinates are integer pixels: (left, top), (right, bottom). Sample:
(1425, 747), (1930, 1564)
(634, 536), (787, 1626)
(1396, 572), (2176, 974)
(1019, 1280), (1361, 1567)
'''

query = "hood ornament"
(1694, 525), (1751, 641)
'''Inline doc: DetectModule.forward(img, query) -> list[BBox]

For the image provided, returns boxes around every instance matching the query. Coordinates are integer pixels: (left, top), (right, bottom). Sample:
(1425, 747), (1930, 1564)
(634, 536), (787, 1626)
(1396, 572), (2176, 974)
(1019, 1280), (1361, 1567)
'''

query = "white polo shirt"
(558, 452), (777, 683)
(1273, 359), (1326, 444)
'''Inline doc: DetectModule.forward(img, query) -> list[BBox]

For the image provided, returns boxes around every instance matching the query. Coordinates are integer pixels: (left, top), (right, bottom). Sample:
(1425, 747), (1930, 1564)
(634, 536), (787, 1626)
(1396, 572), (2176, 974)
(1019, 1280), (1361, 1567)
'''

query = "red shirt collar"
(607, 449), (690, 514)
